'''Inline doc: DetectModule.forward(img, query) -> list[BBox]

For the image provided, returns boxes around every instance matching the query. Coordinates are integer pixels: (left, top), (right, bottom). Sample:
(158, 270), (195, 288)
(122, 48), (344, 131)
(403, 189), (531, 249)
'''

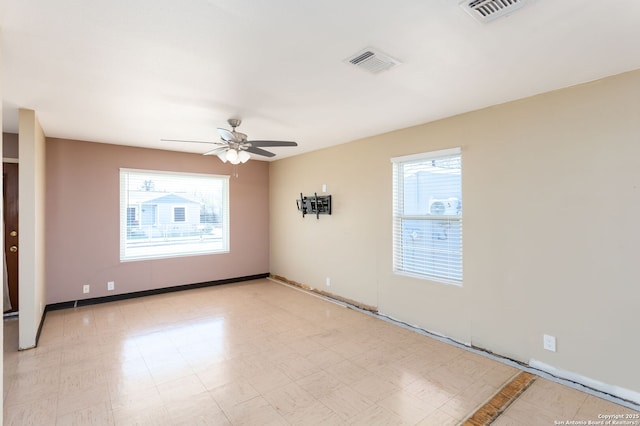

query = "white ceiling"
(2, 0), (640, 160)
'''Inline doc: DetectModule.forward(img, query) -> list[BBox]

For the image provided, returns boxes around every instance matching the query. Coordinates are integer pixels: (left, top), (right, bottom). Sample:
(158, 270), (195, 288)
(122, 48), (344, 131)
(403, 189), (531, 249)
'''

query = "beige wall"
(18, 109), (47, 349)
(270, 69), (640, 401)
(46, 138), (269, 304)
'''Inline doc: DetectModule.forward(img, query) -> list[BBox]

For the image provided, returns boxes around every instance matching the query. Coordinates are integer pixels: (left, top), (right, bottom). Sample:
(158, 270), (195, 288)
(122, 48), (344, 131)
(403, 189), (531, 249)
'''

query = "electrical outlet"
(107, 281), (115, 291)
(326, 277), (331, 286)
(83, 284), (90, 294)
(543, 334), (556, 352)
(322, 184), (327, 193)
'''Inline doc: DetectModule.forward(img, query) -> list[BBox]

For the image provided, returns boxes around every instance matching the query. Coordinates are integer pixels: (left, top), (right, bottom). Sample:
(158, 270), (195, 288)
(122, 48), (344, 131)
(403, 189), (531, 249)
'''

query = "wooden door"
(3, 163), (19, 314)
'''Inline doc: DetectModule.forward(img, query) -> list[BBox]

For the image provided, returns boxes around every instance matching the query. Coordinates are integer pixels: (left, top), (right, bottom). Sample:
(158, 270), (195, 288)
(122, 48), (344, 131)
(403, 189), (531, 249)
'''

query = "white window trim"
(390, 147), (461, 164)
(120, 168), (229, 262)
(392, 147), (463, 285)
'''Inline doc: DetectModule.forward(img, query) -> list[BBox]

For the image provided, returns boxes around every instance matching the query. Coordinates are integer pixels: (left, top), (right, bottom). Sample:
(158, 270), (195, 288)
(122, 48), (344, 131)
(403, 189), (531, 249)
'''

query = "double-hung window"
(120, 169), (229, 261)
(392, 148), (462, 285)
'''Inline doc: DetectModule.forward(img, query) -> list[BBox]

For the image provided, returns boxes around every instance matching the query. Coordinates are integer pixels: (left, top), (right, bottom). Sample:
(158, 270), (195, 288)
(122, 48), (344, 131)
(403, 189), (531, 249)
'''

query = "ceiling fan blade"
(161, 138), (218, 144)
(246, 146), (276, 157)
(216, 128), (235, 142)
(248, 140), (298, 147)
(203, 147), (228, 156)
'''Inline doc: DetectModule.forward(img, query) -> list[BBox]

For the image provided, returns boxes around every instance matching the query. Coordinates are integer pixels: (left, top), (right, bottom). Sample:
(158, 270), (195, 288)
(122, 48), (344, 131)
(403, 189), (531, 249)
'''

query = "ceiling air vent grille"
(345, 48), (400, 74)
(460, 0), (528, 23)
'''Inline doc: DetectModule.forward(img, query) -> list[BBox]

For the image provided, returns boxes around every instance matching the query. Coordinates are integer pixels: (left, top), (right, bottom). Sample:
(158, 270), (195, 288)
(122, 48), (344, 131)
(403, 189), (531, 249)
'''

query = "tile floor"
(3, 279), (638, 425)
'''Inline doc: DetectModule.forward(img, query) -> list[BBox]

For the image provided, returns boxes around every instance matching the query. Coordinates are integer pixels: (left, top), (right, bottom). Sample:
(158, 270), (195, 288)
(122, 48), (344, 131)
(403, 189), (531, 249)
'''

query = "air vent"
(460, 0), (528, 23)
(345, 48), (401, 74)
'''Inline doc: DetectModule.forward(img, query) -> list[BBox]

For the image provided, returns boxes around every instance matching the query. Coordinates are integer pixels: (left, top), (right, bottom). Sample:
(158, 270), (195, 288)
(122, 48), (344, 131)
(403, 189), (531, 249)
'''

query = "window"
(120, 169), (229, 261)
(392, 148), (462, 284)
(173, 207), (186, 222)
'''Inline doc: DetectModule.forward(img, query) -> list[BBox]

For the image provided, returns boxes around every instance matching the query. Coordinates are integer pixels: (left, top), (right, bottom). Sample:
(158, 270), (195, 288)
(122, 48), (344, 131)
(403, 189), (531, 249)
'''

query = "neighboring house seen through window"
(126, 207), (137, 226)
(120, 169), (229, 261)
(392, 148), (462, 285)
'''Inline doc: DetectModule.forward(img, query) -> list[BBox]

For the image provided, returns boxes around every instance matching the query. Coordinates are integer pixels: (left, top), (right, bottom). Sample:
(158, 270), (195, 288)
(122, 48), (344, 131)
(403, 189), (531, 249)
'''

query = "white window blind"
(392, 148), (462, 285)
(120, 169), (229, 262)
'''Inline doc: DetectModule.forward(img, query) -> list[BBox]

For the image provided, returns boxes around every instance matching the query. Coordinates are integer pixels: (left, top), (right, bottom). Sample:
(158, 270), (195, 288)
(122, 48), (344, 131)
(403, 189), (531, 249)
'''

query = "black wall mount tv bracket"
(297, 193), (332, 219)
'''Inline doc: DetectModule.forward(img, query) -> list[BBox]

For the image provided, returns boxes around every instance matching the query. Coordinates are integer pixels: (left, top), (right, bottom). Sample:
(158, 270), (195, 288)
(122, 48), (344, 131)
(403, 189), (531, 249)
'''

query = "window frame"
(391, 147), (463, 286)
(120, 168), (229, 262)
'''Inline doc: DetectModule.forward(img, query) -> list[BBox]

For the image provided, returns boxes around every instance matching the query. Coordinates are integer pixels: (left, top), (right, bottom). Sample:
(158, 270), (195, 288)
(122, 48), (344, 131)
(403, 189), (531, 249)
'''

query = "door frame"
(3, 158), (19, 316)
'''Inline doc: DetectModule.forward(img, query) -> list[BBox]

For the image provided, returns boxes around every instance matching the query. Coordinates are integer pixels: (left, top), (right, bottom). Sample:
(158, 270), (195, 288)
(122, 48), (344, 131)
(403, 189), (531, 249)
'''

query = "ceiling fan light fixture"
(162, 118), (298, 165)
(226, 149), (238, 163)
(238, 150), (250, 163)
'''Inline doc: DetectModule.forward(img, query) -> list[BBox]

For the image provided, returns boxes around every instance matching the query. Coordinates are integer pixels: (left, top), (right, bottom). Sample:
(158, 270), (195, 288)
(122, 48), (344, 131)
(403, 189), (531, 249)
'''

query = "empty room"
(1, 0), (640, 425)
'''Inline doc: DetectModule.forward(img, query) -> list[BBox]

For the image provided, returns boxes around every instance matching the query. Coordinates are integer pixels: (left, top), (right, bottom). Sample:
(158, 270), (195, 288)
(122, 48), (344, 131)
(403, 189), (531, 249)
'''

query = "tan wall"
(270, 69), (640, 399)
(46, 138), (269, 304)
(18, 109), (47, 349)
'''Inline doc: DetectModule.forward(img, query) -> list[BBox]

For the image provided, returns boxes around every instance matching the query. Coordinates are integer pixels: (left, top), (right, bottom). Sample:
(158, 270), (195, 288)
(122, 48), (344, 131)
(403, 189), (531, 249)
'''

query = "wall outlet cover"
(83, 284), (90, 294)
(543, 334), (556, 352)
(107, 281), (115, 291)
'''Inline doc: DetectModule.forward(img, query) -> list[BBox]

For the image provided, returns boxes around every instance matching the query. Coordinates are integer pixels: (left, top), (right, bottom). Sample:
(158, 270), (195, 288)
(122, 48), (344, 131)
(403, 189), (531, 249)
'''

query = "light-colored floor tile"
(57, 382), (112, 417)
(439, 379), (497, 420)
(55, 400), (115, 426)
(350, 373), (401, 402)
(575, 394), (640, 419)
(245, 364), (294, 394)
(156, 373), (208, 403)
(4, 364), (61, 407)
(111, 386), (165, 423)
(208, 378), (261, 412)
(347, 404), (411, 426)
(262, 381), (317, 416)
(296, 370), (344, 399)
(222, 395), (289, 425)
(497, 381), (640, 425)
(3, 279), (637, 425)
(323, 358), (370, 385)
(280, 400), (344, 426)
(480, 362), (520, 389)
(115, 405), (174, 426)
(194, 358), (245, 390)
(3, 395), (57, 426)
(277, 352), (322, 381)
(378, 390), (438, 424)
(165, 391), (231, 425)
(415, 408), (459, 426)
(492, 413), (533, 426)
(305, 347), (346, 369)
(317, 383), (376, 420)
(497, 398), (562, 425)
(516, 378), (587, 419)
(403, 374), (458, 408)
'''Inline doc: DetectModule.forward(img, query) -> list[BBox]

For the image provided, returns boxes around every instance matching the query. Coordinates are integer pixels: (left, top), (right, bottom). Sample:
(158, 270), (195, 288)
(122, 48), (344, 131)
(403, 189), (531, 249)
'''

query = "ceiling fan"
(162, 118), (298, 164)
